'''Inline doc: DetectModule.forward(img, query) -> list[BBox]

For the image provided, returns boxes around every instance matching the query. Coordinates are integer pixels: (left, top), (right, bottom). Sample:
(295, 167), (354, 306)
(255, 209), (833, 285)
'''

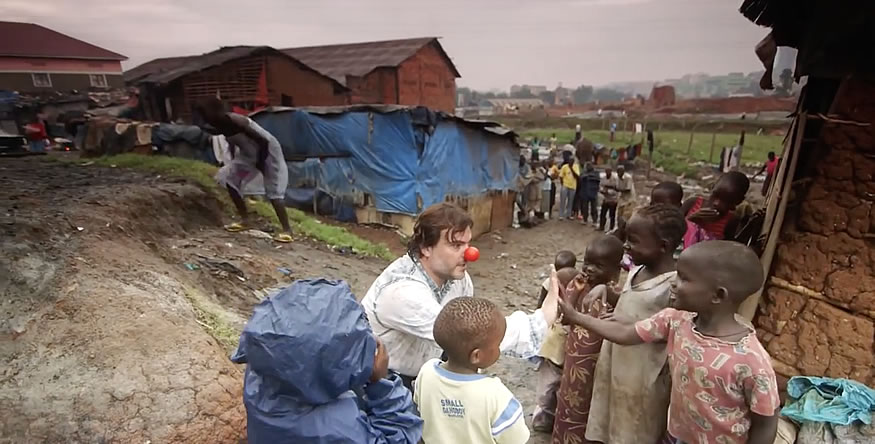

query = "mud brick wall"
(757, 77), (875, 388)
(397, 43), (457, 113)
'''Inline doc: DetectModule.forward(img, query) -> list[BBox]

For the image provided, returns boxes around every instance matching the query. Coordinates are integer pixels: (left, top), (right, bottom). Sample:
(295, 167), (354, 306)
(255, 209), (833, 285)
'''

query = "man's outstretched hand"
(542, 270), (561, 325)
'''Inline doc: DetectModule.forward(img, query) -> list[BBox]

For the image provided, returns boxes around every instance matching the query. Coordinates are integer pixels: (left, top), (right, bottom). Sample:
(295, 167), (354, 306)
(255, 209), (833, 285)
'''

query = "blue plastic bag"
(782, 376), (875, 426)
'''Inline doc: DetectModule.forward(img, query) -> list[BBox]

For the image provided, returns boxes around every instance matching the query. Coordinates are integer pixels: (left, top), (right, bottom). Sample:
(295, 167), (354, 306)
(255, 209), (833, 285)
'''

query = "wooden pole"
(647, 153), (653, 179)
(709, 131), (718, 163)
(738, 113), (807, 320)
(686, 127), (695, 156)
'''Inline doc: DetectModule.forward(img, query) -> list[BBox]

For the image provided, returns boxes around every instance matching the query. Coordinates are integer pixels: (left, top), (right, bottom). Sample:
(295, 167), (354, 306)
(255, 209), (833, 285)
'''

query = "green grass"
(522, 129), (785, 177)
(184, 288), (241, 353)
(67, 154), (393, 260)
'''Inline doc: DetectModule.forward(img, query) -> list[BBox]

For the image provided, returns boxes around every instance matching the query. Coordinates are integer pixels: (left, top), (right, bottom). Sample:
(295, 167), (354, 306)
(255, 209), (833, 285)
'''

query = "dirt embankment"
(1, 159), (250, 442)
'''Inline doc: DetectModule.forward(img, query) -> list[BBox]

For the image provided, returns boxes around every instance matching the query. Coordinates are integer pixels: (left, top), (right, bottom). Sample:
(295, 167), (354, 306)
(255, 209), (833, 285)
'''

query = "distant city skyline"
(2, 0), (768, 90)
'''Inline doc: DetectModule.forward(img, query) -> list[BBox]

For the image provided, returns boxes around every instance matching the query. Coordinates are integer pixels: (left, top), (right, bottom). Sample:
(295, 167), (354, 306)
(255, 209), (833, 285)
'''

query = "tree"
(572, 85), (594, 104)
(775, 68), (794, 97)
(538, 90), (556, 105)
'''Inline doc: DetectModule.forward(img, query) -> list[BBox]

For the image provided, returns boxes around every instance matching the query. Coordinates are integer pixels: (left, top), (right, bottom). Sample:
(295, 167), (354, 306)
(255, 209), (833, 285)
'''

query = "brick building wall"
(756, 76), (875, 389)
(397, 43), (457, 112)
(160, 55), (348, 122)
(265, 55), (349, 107)
(348, 67), (397, 105)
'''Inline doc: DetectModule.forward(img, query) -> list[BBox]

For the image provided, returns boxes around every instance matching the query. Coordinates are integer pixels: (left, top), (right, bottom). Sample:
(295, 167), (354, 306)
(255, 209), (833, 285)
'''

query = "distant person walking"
(599, 167), (619, 231)
(754, 151), (780, 196)
(615, 165), (636, 223)
(198, 97), (293, 243)
(578, 163), (601, 226)
(558, 152), (580, 220)
(24, 116), (48, 153)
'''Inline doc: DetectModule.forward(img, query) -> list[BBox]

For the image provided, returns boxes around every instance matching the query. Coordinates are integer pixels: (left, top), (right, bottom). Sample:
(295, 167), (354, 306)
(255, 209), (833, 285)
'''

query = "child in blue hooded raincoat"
(231, 278), (423, 444)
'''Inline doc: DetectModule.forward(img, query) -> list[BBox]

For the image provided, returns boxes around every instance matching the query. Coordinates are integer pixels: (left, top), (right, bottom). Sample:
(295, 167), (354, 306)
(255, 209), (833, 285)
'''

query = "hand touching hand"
(542, 270), (561, 325)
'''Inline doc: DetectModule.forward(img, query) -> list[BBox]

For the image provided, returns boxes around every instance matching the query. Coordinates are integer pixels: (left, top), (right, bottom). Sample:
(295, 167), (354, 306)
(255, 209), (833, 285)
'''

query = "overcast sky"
(3, 0), (767, 90)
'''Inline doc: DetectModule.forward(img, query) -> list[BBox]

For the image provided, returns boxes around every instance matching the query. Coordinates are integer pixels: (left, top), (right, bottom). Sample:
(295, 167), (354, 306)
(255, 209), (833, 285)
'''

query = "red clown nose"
(464, 246), (480, 262)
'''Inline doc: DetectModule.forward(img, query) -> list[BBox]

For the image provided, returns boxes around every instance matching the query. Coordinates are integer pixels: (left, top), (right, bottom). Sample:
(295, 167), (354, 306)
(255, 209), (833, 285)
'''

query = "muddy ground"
(0, 156), (670, 443)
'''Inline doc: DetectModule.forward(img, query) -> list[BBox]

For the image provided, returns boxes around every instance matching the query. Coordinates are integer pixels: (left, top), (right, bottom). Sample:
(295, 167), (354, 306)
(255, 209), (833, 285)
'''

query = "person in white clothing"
(199, 97), (292, 243)
(361, 202), (560, 388)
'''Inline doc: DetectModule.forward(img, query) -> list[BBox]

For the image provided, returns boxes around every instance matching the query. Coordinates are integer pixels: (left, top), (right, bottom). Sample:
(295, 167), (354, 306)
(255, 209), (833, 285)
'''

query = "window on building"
(31, 73), (52, 88)
(89, 74), (108, 88)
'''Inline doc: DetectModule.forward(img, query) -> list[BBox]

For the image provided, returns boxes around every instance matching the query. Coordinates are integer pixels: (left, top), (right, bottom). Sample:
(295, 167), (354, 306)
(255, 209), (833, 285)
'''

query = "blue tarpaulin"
(253, 106), (519, 216)
(782, 376), (875, 425)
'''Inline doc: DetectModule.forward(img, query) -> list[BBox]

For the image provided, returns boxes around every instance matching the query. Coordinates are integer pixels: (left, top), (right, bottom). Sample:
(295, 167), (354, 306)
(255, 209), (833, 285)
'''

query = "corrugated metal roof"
(0, 21), (126, 60)
(124, 46), (347, 91)
(281, 37), (460, 85)
(126, 46), (264, 85)
(124, 55), (194, 83)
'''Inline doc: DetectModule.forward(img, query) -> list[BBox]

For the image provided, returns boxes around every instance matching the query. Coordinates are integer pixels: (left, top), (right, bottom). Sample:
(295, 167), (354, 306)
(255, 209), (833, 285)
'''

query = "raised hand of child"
(564, 273), (588, 311)
(369, 337), (389, 383)
(557, 293), (584, 326)
(688, 207), (721, 224)
(581, 284), (608, 313)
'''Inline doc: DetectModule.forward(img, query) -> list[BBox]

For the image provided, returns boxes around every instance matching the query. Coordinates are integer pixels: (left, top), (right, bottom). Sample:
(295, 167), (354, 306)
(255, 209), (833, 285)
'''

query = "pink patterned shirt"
(635, 308), (780, 444)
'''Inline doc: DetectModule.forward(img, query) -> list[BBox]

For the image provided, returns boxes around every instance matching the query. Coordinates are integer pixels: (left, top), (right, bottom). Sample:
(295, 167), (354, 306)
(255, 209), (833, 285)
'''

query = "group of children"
(411, 175), (779, 444)
(519, 171), (777, 444)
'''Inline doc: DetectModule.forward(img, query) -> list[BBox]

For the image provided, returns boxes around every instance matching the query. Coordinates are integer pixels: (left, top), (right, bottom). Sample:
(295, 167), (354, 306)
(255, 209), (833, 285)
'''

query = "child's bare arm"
(536, 287), (548, 309)
(747, 411), (778, 444)
(557, 297), (642, 345)
(604, 286), (620, 307)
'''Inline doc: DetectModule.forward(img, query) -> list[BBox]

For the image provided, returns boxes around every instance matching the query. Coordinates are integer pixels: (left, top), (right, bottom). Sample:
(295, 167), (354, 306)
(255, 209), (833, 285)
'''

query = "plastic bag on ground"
(782, 376), (875, 425)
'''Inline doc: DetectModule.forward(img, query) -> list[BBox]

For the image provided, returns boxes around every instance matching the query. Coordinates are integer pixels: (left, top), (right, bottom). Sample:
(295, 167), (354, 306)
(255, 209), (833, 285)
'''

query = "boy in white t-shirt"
(415, 295), (547, 444)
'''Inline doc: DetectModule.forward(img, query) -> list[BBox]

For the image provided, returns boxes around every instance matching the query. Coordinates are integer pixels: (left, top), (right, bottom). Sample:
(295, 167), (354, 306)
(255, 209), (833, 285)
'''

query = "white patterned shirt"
(362, 254), (548, 377)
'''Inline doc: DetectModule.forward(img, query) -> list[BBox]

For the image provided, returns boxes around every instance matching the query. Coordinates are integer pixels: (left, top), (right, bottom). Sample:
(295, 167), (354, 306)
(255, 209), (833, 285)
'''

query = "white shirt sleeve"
(499, 309), (548, 359)
(372, 281), (442, 342)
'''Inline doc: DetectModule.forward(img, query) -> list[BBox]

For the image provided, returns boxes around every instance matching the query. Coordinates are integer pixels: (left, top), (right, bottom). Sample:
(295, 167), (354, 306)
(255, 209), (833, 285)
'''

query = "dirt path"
(1, 156), (602, 443)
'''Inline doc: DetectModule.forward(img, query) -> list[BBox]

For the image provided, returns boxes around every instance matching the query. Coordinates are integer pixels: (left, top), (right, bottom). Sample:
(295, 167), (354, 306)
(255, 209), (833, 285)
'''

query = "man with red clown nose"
(362, 202), (561, 389)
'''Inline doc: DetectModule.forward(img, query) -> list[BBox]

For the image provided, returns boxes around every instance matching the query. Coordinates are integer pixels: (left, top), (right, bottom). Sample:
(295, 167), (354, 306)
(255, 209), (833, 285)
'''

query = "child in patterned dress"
(551, 235), (625, 443)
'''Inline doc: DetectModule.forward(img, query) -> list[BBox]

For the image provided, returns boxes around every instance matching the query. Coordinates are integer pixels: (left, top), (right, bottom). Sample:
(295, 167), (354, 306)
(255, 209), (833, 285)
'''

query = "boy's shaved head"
(651, 181), (684, 207)
(683, 241), (764, 302)
(587, 235), (625, 265)
(554, 250), (577, 270)
(434, 297), (503, 362)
